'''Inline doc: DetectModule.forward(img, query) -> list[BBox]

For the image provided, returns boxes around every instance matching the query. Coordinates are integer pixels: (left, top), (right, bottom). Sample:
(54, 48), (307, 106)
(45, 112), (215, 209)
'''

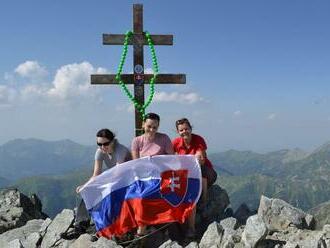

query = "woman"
(77, 128), (131, 192)
(131, 112), (174, 235)
(74, 129), (131, 232)
(131, 112), (173, 159)
(172, 118), (217, 237)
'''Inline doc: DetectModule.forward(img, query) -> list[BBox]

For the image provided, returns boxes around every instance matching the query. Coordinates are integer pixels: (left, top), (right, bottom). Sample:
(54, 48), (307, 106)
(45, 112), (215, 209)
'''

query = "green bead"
(115, 30), (159, 114)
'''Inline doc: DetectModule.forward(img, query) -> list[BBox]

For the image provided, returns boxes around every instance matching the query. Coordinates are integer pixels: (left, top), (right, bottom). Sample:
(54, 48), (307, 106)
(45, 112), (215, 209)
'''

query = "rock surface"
(0, 189), (48, 234)
(241, 215), (267, 248)
(1, 189), (330, 248)
(258, 195), (314, 231)
(309, 200), (330, 230)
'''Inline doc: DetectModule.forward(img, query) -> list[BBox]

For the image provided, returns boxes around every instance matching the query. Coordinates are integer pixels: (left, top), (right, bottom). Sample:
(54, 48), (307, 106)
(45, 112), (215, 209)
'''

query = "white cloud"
(153, 91), (203, 104)
(20, 84), (47, 101)
(267, 113), (277, 120)
(233, 110), (241, 116)
(2, 60), (108, 106)
(47, 61), (107, 101)
(115, 104), (135, 113)
(15, 61), (48, 80)
(0, 85), (17, 106)
(144, 68), (154, 74)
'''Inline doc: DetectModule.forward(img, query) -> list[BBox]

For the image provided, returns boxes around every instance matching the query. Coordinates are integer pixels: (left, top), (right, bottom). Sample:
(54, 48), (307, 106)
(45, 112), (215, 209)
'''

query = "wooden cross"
(91, 4), (186, 136)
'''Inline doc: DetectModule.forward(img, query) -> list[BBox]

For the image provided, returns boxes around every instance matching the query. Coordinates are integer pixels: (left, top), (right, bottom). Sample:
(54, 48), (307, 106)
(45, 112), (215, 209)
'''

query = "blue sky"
(1, 0), (330, 152)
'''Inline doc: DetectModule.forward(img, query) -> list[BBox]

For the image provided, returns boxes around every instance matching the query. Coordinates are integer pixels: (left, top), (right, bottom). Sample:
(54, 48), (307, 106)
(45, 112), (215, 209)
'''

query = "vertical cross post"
(91, 4), (186, 136)
(133, 5), (144, 136)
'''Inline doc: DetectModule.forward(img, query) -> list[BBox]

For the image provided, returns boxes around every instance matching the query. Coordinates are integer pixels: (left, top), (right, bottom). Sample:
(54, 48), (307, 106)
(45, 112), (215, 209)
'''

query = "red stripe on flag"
(97, 198), (195, 238)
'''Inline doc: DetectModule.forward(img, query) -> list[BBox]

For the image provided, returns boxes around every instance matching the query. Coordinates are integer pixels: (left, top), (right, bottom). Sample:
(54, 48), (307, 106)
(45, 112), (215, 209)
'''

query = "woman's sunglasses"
(97, 141), (111, 147)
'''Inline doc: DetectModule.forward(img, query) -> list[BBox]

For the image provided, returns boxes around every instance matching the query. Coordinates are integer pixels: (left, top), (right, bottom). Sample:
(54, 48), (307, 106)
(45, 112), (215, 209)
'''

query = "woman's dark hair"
(144, 112), (160, 122)
(96, 129), (115, 141)
(175, 118), (192, 130)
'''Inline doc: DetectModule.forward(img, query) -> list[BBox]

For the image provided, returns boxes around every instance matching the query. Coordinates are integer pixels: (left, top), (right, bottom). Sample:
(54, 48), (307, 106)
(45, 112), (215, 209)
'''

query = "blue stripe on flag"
(89, 178), (200, 231)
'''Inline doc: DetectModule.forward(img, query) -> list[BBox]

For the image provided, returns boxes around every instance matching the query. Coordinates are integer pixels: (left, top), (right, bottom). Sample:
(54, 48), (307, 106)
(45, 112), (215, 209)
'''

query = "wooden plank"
(133, 4), (145, 136)
(103, 34), (173, 45)
(134, 4), (143, 33)
(91, 74), (186, 85)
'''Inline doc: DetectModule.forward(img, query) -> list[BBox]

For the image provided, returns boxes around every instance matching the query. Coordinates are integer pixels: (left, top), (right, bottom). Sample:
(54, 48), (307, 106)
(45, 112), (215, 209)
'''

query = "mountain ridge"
(1, 138), (330, 217)
(0, 138), (95, 180)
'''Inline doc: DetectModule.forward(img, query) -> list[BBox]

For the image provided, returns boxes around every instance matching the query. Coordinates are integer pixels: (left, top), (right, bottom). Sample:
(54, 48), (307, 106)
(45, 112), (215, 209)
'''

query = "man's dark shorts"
(201, 165), (217, 187)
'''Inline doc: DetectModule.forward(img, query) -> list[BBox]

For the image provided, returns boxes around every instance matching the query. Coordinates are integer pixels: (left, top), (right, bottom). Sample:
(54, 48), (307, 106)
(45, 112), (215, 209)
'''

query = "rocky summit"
(0, 186), (329, 248)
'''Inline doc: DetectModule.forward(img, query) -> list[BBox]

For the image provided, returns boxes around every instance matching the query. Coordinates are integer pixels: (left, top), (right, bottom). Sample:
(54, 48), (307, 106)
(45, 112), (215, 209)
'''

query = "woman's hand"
(195, 151), (206, 165)
(76, 185), (83, 193)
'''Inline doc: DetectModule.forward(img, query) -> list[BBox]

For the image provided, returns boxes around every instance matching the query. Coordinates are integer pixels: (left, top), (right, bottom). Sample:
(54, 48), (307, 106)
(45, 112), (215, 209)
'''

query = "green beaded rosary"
(115, 31), (159, 119)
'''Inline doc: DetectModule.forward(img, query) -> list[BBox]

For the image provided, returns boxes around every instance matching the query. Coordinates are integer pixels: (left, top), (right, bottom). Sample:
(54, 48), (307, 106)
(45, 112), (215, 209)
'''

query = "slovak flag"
(79, 155), (201, 238)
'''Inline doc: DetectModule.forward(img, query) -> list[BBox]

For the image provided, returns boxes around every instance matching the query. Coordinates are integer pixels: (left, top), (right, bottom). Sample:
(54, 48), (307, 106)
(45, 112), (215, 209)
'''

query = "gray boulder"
(199, 221), (223, 248)
(258, 195), (313, 231)
(69, 234), (95, 248)
(0, 188), (47, 234)
(40, 209), (74, 248)
(23, 232), (41, 248)
(158, 239), (183, 248)
(219, 218), (242, 247)
(269, 226), (329, 248)
(241, 215), (267, 248)
(90, 237), (122, 248)
(0, 219), (44, 247)
(308, 200), (330, 230)
(7, 239), (24, 248)
(39, 218), (52, 236)
(185, 241), (199, 248)
(220, 217), (238, 231)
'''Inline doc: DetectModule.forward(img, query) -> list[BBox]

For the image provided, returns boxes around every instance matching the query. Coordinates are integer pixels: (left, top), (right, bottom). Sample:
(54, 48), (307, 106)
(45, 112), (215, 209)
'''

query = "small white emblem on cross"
(168, 171), (180, 192)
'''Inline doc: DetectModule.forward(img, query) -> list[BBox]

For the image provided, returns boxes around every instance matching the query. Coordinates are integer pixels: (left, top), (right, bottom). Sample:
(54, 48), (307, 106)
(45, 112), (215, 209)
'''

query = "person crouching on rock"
(74, 129), (131, 233)
(172, 118), (217, 238)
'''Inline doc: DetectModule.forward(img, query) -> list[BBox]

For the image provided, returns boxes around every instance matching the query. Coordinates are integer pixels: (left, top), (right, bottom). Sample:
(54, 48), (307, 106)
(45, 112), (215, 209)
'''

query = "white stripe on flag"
(80, 155), (201, 210)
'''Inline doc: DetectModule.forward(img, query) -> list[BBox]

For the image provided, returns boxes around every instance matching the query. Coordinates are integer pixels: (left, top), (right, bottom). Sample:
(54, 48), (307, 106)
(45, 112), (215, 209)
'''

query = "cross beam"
(91, 4), (186, 136)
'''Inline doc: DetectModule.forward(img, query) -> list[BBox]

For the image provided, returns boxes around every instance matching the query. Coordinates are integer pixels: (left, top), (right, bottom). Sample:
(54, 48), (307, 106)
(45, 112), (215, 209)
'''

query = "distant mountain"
(0, 176), (11, 188)
(209, 148), (309, 177)
(210, 143), (330, 211)
(4, 138), (330, 217)
(0, 138), (95, 180)
(13, 168), (91, 218)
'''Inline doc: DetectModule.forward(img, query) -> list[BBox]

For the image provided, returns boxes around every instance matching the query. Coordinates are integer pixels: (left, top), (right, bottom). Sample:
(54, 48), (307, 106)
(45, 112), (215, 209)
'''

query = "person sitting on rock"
(172, 118), (217, 238)
(131, 112), (174, 236)
(75, 128), (131, 233)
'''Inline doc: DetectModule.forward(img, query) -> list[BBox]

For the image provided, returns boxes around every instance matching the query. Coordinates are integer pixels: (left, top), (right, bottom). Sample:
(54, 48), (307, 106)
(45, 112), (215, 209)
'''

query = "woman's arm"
(195, 149), (207, 166)
(131, 150), (139, 159)
(91, 160), (103, 177)
(125, 150), (132, 162)
(131, 137), (140, 159)
(76, 160), (102, 193)
(165, 135), (174, 154)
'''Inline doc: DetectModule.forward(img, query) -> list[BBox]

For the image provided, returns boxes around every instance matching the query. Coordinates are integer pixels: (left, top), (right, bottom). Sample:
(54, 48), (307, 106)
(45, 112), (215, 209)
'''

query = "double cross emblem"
(168, 171), (181, 192)
(160, 169), (188, 206)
